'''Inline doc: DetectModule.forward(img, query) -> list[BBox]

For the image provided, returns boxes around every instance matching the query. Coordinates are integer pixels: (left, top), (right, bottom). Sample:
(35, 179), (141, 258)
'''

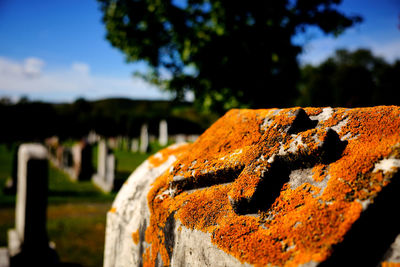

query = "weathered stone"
(104, 107), (400, 266)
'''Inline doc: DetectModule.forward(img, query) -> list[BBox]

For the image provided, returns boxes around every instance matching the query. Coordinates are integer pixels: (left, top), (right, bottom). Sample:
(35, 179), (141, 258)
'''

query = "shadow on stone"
(320, 171), (400, 267)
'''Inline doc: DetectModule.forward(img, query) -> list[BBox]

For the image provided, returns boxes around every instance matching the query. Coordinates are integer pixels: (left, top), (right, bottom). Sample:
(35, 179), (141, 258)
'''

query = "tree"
(98, 0), (361, 113)
(297, 49), (400, 107)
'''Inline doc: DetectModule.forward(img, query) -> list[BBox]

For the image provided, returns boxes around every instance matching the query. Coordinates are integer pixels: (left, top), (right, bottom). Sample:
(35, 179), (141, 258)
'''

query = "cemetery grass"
(0, 143), (152, 266)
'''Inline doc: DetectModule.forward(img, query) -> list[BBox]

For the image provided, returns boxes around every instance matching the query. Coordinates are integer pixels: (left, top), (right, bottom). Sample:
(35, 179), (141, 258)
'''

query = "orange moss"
(132, 229), (140, 244)
(140, 106), (400, 266)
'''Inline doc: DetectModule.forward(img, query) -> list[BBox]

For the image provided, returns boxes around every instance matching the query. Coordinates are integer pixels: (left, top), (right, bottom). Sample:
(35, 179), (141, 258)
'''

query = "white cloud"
(0, 56), (170, 102)
(0, 57), (45, 79)
(24, 57), (45, 77)
(71, 62), (90, 76)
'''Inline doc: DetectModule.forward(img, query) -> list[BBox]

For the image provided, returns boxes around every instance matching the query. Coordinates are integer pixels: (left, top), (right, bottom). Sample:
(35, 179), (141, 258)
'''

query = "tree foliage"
(297, 49), (400, 107)
(98, 0), (360, 113)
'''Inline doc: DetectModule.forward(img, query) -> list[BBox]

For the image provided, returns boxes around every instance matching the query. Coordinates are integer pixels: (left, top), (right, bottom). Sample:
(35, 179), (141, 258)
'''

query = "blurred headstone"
(7, 144), (57, 266)
(92, 140), (115, 192)
(79, 141), (93, 180)
(131, 139), (139, 153)
(98, 140), (107, 179)
(188, 134), (199, 143)
(175, 134), (186, 144)
(69, 140), (93, 181)
(87, 130), (99, 145)
(106, 153), (115, 187)
(71, 143), (82, 181)
(159, 120), (168, 146)
(140, 124), (149, 153)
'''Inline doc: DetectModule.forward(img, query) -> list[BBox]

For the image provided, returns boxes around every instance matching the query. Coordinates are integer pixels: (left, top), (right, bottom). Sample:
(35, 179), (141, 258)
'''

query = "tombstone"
(98, 140), (107, 179)
(140, 124), (149, 153)
(159, 120), (168, 146)
(7, 144), (57, 266)
(106, 153), (115, 187)
(131, 139), (139, 153)
(79, 141), (93, 181)
(187, 134), (199, 143)
(104, 106), (400, 267)
(70, 144), (82, 181)
(92, 141), (115, 193)
(87, 130), (99, 145)
(69, 141), (93, 181)
(175, 134), (186, 144)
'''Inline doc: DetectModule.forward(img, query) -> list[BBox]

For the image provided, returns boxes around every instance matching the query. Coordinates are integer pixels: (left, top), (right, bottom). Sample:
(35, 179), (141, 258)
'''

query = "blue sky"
(0, 0), (399, 102)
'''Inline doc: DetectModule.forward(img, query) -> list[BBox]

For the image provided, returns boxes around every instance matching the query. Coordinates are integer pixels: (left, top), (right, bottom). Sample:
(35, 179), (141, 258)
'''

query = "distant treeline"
(0, 98), (218, 143)
(297, 49), (400, 107)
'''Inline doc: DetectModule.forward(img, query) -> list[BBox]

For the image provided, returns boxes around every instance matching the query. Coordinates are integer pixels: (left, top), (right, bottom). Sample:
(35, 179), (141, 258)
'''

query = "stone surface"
(104, 107), (400, 267)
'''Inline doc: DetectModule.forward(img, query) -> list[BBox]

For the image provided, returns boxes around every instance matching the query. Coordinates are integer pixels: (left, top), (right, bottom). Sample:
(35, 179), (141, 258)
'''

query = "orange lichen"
(139, 106), (400, 266)
(148, 143), (190, 168)
(132, 229), (140, 244)
(382, 262), (400, 267)
(109, 207), (116, 213)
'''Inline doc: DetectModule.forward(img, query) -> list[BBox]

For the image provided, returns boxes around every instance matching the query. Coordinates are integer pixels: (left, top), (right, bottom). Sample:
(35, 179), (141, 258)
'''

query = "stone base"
(7, 230), (20, 258)
(7, 229), (58, 267)
(0, 248), (10, 267)
(92, 174), (113, 193)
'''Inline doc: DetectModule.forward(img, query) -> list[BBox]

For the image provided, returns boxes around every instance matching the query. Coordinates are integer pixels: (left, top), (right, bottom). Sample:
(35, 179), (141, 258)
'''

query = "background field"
(0, 143), (151, 267)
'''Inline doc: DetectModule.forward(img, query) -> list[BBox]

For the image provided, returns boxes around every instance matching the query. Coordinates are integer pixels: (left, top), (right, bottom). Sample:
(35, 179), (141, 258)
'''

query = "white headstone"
(106, 154), (115, 186)
(131, 139), (139, 153)
(92, 141), (115, 193)
(8, 144), (57, 265)
(98, 140), (107, 178)
(159, 120), (168, 146)
(140, 124), (149, 153)
(175, 134), (186, 144)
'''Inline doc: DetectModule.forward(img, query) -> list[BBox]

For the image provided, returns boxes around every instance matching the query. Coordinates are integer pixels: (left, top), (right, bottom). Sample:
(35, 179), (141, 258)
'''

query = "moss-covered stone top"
(142, 106), (400, 266)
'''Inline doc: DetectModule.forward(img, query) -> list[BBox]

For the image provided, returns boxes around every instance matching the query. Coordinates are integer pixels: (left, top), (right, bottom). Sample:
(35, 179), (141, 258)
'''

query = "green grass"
(48, 164), (116, 203)
(0, 144), (16, 205)
(0, 203), (110, 267)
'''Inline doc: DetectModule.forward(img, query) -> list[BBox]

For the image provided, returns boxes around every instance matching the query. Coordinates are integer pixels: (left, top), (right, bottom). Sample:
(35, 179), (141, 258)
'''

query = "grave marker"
(7, 144), (57, 266)
(131, 138), (139, 152)
(92, 140), (115, 192)
(159, 120), (168, 146)
(140, 124), (149, 153)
